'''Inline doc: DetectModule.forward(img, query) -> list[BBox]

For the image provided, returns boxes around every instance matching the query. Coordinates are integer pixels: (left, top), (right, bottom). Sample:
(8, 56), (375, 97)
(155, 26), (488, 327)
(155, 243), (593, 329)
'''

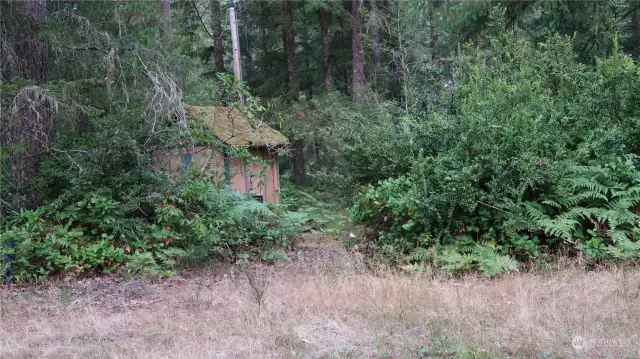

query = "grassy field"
(1, 237), (639, 359)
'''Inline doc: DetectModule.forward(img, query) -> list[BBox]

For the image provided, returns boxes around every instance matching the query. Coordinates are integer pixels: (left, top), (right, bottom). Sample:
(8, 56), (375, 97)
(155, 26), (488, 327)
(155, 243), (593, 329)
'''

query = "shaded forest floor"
(1, 235), (640, 359)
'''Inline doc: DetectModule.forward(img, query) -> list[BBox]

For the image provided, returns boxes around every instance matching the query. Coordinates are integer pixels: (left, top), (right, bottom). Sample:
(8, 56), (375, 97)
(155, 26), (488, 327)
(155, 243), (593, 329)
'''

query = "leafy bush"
(0, 177), (301, 282)
(0, 70), (306, 283)
(349, 30), (640, 275)
(351, 176), (422, 251)
(351, 176), (519, 276)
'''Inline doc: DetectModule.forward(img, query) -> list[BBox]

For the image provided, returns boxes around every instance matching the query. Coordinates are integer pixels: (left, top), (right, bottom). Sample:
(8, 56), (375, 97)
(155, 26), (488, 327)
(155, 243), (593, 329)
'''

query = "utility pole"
(229, 5), (244, 104)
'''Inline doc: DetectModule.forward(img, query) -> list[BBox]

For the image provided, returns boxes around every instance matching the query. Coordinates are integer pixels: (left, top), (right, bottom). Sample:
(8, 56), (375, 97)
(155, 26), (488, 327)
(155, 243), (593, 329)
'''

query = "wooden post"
(229, 6), (244, 104)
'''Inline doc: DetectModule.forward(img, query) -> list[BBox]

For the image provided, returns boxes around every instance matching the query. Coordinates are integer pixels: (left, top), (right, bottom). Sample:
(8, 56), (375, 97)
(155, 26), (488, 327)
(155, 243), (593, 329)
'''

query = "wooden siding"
(154, 146), (281, 204)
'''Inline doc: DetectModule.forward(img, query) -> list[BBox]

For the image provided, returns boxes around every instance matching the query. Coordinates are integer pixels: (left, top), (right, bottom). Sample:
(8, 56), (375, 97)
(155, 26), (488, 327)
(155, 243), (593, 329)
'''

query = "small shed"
(154, 106), (288, 204)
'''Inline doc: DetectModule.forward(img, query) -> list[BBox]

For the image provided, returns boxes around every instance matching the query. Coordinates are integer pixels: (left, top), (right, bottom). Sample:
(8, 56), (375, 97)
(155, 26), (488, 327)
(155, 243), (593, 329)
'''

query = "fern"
(476, 250), (520, 277)
(604, 239), (640, 261)
(610, 230), (632, 244)
(526, 156), (640, 245)
(438, 248), (476, 275)
(435, 244), (519, 277)
(410, 247), (431, 262)
(541, 199), (563, 208)
(565, 191), (608, 206)
(228, 198), (274, 222)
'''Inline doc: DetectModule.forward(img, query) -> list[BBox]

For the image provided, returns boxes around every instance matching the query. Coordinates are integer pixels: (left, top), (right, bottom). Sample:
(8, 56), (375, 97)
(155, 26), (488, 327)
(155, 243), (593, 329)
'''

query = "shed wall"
(153, 146), (281, 204)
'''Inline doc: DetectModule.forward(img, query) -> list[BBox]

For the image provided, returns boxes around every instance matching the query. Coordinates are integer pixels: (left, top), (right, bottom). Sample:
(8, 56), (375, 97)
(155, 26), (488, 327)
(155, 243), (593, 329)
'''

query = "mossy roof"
(186, 106), (288, 147)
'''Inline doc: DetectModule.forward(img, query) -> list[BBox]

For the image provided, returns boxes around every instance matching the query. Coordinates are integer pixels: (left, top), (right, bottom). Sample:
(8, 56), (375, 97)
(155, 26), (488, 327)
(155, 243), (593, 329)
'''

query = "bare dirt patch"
(1, 235), (639, 358)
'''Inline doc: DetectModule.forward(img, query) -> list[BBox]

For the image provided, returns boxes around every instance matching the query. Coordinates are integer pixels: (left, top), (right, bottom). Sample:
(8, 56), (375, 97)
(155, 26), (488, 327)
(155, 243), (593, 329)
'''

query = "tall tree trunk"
(260, 2), (269, 76)
(292, 139), (305, 186)
(212, 0), (225, 73)
(14, 1), (48, 84)
(428, 0), (440, 69)
(9, 0), (50, 209)
(282, 0), (298, 101)
(160, 0), (172, 49)
(351, 0), (365, 100)
(338, 16), (349, 90)
(261, 21), (269, 76)
(282, 0), (304, 186)
(631, 8), (640, 59)
(240, 1), (253, 82)
(305, 44), (313, 99)
(370, 0), (381, 73)
(319, 9), (332, 91)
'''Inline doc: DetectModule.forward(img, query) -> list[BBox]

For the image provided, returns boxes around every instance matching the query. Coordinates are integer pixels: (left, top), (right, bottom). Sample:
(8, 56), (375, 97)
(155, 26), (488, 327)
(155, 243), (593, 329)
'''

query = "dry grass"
(1, 245), (640, 358)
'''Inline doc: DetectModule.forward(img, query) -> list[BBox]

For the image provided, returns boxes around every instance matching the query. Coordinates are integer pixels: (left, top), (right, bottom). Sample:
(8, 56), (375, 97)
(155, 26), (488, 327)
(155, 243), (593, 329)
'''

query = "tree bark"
(261, 3), (269, 75)
(630, 8), (640, 59)
(240, 1), (253, 82)
(282, 0), (298, 101)
(319, 9), (332, 91)
(351, 0), (365, 100)
(305, 44), (313, 99)
(14, 0), (48, 84)
(212, 0), (225, 73)
(282, 0), (304, 186)
(292, 139), (306, 187)
(428, 0), (440, 69)
(370, 0), (381, 73)
(160, 0), (172, 49)
(338, 16), (349, 90)
(9, 0), (50, 209)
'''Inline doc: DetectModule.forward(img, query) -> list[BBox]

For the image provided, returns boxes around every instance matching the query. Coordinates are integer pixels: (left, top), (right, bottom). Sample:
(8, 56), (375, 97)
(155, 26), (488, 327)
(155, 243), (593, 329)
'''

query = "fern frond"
(478, 252), (519, 277)
(525, 203), (550, 223)
(604, 239), (640, 261)
(546, 219), (578, 239)
(438, 248), (475, 274)
(541, 199), (563, 208)
(410, 247), (430, 262)
(557, 207), (589, 222)
(567, 177), (610, 196)
(608, 193), (640, 211)
(565, 192), (608, 206)
(228, 199), (274, 222)
(610, 230), (631, 244)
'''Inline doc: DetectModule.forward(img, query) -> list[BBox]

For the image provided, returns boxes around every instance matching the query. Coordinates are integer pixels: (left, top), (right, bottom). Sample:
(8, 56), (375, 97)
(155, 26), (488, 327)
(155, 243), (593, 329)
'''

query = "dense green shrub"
(0, 52), (304, 282)
(351, 176), (520, 276)
(0, 177), (302, 282)
(349, 31), (640, 275)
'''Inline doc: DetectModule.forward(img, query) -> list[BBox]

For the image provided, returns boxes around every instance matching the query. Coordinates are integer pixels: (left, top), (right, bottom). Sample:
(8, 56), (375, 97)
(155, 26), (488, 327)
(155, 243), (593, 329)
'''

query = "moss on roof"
(186, 106), (288, 147)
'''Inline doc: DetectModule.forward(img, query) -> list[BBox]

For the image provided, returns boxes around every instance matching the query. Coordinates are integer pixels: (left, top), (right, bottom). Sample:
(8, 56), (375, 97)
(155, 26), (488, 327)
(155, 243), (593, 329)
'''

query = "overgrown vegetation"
(0, 176), (304, 281)
(3, 0), (640, 280)
(349, 26), (640, 275)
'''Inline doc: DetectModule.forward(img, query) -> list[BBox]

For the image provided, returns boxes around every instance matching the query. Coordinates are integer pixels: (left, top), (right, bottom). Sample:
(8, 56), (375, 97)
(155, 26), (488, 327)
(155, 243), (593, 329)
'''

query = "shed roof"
(185, 106), (288, 147)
